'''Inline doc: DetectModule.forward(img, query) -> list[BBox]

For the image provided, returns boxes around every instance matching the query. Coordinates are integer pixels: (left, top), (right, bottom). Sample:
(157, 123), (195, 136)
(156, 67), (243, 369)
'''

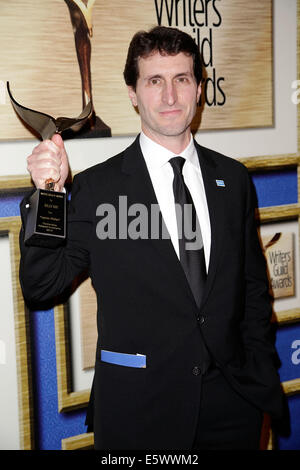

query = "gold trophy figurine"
(64, 0), (111, 137)
(7, 82), (92, 247)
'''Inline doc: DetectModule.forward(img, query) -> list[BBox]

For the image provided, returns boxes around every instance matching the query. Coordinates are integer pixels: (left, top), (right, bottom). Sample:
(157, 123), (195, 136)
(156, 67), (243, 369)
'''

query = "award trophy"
(64, 0), (111, 138)
(7, 81), (92, 248)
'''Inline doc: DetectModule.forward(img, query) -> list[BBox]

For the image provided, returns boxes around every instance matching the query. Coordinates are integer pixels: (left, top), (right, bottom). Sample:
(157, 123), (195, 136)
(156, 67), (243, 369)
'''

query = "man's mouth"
(159, 109), (182, 117)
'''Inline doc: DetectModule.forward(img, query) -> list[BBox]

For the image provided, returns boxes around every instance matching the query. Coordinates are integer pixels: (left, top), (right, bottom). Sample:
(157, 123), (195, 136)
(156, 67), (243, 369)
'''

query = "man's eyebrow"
(174, 72), (193, 78)
(144, 71), (193, 80)
(144, 73), (163, 81)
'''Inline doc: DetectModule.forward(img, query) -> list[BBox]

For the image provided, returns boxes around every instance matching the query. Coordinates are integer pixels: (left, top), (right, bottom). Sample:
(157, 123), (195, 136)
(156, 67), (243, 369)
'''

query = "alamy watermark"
(96, 196), (203, 251)
(291, 339), (300, 365)
(291, 80), (300, 104)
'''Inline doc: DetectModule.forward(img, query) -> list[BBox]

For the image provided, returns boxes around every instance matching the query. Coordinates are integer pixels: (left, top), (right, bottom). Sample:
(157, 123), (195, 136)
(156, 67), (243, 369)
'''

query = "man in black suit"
(20, 26), (284, 450)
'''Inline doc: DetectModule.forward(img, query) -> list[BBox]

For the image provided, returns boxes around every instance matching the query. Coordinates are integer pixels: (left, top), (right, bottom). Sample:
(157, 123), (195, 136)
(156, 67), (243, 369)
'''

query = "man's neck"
(141, 128), (192, 155)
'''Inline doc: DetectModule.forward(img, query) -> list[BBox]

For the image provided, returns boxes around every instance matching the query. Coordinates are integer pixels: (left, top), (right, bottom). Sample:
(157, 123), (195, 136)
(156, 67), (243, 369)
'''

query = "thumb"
(51, 133), (69, 191)
(51, 133), (65, 149)
(51, 132), (68, 163)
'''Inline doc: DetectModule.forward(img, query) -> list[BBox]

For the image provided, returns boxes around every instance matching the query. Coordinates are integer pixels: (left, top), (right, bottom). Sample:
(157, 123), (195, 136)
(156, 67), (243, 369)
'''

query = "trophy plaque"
(7, 82), (92, 248)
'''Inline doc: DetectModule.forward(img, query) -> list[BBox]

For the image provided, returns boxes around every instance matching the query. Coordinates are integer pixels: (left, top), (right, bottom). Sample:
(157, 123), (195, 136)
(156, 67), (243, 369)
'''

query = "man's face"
(128, 51), (201, 145)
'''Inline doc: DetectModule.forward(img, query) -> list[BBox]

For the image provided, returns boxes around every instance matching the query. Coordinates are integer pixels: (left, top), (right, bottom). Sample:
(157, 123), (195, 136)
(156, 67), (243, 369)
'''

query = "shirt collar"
(139, 132), (200, 171)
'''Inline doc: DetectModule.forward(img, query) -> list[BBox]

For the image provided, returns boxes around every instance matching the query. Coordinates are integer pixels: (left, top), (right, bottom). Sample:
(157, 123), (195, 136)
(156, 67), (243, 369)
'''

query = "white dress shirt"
(140, 132), (211, 271)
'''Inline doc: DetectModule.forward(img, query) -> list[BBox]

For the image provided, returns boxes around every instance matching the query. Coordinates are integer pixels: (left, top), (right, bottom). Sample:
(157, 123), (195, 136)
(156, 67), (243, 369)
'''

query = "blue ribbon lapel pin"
(215, 179), (225, 188)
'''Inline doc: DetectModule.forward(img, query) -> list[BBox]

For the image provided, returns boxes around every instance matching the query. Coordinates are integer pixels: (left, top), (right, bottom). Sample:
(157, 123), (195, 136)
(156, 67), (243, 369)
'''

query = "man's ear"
(196, 82), (201, 104)
(128, 86), (138, 107)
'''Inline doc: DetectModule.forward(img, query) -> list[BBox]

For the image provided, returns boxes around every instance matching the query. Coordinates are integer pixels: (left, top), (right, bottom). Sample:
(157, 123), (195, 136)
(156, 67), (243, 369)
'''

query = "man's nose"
(162, 81), (177, 105)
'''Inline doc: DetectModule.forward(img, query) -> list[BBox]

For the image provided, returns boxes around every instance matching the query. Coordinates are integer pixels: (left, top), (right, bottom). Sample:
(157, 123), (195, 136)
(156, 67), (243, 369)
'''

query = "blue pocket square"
(101, 349), (146, 368)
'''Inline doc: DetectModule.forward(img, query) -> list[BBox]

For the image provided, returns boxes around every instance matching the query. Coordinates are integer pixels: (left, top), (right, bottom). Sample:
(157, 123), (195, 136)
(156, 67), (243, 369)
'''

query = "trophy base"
(62, 115), (111, 140)
(25, 189), (66, 248)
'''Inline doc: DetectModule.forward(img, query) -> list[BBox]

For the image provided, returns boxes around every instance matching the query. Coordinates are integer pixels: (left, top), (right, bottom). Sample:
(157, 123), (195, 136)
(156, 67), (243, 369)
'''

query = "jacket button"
(197, 315), (205, 325)
(192, 366), (201, 376)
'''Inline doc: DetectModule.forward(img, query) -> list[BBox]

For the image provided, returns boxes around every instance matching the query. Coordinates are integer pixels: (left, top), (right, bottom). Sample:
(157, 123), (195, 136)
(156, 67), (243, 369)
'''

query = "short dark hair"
(123, 26), (202, 90)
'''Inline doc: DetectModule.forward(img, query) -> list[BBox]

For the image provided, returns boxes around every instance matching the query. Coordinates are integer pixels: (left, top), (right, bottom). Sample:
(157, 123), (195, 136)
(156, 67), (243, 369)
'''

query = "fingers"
(27, 138), (66, 190)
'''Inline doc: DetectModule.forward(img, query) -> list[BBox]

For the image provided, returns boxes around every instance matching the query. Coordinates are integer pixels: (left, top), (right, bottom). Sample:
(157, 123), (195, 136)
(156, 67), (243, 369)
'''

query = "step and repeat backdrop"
(1, 0), (272, 139)
(0, 0), (299, 450)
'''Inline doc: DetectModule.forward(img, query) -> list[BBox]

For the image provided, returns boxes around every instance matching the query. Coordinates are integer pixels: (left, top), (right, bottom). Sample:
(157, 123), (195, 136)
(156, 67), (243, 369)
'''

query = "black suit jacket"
(19, 136), (284, 449)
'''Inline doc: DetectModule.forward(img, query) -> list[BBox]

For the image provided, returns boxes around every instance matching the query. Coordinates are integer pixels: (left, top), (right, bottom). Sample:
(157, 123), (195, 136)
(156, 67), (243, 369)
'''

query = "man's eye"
(150, 78), (160, 85)
(177, 76), (189, 83)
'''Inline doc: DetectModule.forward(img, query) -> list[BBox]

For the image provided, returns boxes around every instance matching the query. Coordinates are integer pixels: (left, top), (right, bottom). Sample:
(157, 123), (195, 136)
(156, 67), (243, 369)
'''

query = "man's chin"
(155, 125), (190, 138)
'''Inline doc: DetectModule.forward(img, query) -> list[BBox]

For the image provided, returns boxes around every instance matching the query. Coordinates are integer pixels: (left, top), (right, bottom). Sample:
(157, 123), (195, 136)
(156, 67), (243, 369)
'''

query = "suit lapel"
(195, 141), (226, 308)
(121, 136), (158, 209)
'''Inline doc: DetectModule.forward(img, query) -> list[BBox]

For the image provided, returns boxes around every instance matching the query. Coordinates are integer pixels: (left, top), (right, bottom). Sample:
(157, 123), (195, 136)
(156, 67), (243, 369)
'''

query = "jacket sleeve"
(226, 168), (284, 419)
(19, 172), (93, 304)
(241, 170), (276, 357)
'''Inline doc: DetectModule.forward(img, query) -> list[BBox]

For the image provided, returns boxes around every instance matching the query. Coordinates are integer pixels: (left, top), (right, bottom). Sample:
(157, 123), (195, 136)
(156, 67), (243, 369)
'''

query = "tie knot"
(169, 156), (185, 175)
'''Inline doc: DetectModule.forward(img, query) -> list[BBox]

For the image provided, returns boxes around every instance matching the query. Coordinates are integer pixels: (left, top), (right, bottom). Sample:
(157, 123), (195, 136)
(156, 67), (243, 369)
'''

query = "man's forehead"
(137, 51), (194, 75)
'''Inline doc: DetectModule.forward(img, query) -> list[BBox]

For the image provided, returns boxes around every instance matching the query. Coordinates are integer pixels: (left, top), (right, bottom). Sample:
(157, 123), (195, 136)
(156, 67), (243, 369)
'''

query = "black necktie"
(169, 157), (207, 308)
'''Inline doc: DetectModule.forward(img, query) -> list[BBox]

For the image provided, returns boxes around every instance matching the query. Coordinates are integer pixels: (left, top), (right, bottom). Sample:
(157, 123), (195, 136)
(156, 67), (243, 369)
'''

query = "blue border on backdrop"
(30, 309), (87, 449)
(275, 324), (300, 450)
(0, 167), (299, 449)
(251, 169), (298, 207)
(0, 191), (88, 450)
